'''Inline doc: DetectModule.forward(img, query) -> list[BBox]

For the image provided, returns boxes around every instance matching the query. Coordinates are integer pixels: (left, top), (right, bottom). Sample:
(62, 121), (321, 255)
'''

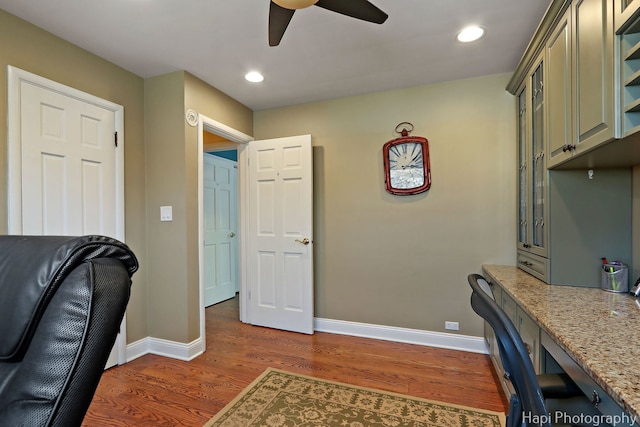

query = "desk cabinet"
(499, 288), (541, 374)
(486, 280), (541, 398)
(483, 265), (639, 422)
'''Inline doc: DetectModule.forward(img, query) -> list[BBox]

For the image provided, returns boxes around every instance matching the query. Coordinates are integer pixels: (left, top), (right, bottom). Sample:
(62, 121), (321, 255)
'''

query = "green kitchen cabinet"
(512, 0), (632, 287)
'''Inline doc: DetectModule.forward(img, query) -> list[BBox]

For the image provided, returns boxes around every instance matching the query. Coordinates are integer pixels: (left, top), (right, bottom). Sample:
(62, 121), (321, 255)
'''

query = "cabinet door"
(516, 86), (530, 251)
(547, 8), (573, 166)
(501, 292), (518, 325)
(530, 61), (547, 257)
(518, 307), (541, 374)
(573, 0), (616, 150)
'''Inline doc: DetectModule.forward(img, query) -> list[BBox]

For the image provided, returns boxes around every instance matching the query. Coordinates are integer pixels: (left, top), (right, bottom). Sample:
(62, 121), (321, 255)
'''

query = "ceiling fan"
(269, 0), (389, 46)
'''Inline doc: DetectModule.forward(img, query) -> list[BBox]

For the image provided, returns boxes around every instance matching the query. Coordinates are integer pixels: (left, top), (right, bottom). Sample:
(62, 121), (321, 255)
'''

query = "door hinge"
(114, 131), (118, 147)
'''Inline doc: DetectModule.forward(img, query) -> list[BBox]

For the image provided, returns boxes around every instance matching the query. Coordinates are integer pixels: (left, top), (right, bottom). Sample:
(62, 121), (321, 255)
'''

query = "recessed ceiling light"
(245, 71), (264, 83)
(457, 26), (485, 43)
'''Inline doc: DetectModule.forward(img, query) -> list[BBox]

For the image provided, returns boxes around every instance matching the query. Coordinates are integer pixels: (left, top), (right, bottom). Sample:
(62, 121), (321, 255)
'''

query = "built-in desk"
(483, 265), (640, 423)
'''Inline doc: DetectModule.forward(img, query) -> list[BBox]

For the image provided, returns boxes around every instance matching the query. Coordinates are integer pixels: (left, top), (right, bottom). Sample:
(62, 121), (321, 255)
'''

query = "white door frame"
(7, 65), (127, 364)
(197, 114), (252, 350)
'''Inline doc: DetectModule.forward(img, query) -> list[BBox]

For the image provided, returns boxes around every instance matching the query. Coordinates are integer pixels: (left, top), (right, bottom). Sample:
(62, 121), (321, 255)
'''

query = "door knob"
(228, 232), (236, 238)
(295, 238), (310, 245)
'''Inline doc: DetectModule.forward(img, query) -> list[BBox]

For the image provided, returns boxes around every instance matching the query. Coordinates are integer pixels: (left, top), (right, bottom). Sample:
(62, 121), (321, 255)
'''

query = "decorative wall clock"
(382, 122), (431, 195)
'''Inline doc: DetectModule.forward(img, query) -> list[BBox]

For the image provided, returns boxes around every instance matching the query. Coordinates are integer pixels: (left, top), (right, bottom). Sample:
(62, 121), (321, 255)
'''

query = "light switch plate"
(160, 205), (173, 222)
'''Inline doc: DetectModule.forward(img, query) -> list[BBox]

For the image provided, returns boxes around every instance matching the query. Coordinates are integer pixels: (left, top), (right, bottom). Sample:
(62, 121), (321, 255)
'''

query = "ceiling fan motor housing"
(273, 0), (319, 10)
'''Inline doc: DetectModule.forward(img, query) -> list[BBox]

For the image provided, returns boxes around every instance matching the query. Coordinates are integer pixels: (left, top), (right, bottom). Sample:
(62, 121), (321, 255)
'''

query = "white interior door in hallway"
(8, 66), (126, 368)
(203, 153), (238, 306)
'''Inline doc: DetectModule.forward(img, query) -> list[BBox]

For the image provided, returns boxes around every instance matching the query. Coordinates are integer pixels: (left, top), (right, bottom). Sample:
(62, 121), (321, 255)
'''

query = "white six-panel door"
(203, 153), (238, 306)
(247, 135), (314, 334)
(8, 66), (125, 368)
(20, 83), (117, 236)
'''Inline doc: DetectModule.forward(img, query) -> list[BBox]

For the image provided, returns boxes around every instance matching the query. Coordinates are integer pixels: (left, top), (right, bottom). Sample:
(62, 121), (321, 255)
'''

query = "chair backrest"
(0, 235), (138, 427)
(468, 273), (549, 427)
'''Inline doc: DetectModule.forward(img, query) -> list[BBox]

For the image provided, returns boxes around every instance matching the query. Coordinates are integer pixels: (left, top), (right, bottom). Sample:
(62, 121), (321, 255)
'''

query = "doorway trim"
(197, 114), (252, 350)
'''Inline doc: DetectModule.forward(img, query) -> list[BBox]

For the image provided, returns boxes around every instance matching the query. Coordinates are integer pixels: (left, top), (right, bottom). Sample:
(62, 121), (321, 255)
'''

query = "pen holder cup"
(601, 264), (628, 293)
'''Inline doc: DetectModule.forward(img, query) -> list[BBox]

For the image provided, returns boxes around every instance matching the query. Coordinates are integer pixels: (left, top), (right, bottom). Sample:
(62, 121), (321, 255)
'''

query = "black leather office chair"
(468, 273), (585, 427)
(0, 235), (138, 427)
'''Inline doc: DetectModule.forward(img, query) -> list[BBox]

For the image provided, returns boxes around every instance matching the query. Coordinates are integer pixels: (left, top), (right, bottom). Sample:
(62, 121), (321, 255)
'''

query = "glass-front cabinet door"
(530, 62), (546, 256)
(517, 58), (547, 258)
(517, 86), (529, 250)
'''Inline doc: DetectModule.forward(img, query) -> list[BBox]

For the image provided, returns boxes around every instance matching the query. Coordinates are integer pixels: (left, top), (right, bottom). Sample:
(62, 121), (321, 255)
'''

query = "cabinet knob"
(591, 390), (601, 408)
(524, 342), (532, 354)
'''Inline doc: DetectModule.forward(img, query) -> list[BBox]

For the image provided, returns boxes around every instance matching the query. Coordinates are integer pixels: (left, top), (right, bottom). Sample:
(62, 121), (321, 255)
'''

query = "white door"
(247, 135), (314, 334)
(8, 67), (125, 368)
(203, 153), (238, 306)
(20, 84), (117, 235)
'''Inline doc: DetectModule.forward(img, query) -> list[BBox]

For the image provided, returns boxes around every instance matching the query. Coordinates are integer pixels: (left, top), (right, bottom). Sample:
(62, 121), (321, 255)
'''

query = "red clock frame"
(382, 135), (431, 196)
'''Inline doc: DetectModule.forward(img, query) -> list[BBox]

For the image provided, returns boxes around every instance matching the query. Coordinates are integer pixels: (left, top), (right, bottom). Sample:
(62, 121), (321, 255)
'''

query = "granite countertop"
(483, 264), (640, 421)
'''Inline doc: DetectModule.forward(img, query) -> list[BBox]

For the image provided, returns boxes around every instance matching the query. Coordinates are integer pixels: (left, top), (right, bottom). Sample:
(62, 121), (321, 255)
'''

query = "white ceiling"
(0, 0), (552, 111)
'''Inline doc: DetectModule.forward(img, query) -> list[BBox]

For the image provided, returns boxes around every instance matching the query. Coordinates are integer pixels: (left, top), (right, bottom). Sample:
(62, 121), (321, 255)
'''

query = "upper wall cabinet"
(546, 0), (617, 168)
(572, 0), (617, 152)
(507, 0), (640, 170)
(546, 8), (573, 165)
(510, 0), (632, 287)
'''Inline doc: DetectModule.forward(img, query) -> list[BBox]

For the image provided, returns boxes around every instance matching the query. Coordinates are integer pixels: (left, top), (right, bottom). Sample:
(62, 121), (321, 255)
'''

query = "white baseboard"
(314, 318), (488, 354)
(123, 319), (486, 364)
(125, 336), (204, 363)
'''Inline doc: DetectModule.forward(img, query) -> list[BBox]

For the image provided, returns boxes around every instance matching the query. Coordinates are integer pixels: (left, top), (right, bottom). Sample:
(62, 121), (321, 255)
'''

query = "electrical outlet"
(445, 321), (459, 331)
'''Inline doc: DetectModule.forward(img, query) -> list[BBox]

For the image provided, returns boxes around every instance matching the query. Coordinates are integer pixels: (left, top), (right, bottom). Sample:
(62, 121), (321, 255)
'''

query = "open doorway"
(203, 143), (238, 306)
(197, 117), (315, 350)
(197, 115), (252, 351)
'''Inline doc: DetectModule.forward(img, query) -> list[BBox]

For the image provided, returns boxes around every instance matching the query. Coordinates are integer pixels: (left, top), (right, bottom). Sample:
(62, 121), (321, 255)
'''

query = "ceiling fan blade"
(269, 1), (296, 46)
(314, 0), (388, 24)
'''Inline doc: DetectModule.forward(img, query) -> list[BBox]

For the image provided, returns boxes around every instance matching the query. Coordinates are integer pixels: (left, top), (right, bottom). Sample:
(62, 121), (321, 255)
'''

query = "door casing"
(7, 65), (127, 366)
(197, 115), (252, 351)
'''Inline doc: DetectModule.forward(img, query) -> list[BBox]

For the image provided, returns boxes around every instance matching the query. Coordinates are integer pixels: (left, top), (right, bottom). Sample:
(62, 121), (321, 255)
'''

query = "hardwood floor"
(83, 295), (507, 426)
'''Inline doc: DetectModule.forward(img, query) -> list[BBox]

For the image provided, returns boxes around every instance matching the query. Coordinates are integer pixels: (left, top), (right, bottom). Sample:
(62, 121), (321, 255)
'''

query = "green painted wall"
(255, 74), (518, 336)
(144, 71), (252, 343)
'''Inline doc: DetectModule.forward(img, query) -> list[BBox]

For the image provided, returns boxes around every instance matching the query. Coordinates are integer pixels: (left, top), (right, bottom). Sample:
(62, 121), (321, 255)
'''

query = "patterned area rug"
(204, 368), (505, 427)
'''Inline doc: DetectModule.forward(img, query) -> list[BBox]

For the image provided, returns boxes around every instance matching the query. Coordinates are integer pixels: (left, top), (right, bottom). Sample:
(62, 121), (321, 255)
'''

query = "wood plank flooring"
(82, 295), (507, 426)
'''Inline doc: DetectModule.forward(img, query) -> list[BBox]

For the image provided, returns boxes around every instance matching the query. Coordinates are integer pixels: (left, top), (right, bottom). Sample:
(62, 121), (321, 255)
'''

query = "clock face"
(388, 142), (425, 189)
(382, 136), (431, 195)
